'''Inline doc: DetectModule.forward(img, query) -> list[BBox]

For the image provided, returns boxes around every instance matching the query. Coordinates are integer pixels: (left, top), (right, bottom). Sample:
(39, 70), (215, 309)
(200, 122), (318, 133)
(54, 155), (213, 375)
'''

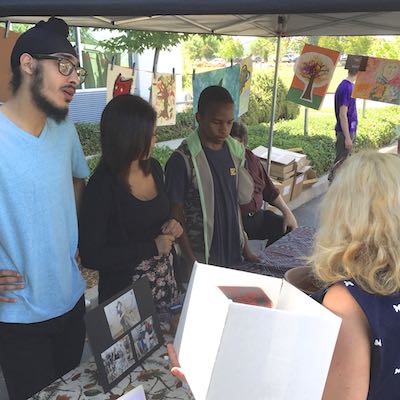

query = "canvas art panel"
(192, 65), (241, 120)
(238, 57), (252, 117)
(151, 73), (176, 126)
(106, 64), (136, 103)
(353, 57), (400, 105)
(104, 289), (141, 340)
(287, 44), (340, 110)
(0, 27), (21, 102)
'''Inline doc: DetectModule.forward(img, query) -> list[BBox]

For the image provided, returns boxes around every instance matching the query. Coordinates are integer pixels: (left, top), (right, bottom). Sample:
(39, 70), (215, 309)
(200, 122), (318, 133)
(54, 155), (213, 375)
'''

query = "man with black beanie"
(0, 17), (89, 399)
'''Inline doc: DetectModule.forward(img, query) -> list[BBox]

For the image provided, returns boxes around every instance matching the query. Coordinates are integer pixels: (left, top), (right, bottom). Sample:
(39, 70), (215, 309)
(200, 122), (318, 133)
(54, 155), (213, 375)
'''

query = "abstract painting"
(106, 64), (136, 103)
(353, 57), (400, 105)
(192, 64), (241, 120)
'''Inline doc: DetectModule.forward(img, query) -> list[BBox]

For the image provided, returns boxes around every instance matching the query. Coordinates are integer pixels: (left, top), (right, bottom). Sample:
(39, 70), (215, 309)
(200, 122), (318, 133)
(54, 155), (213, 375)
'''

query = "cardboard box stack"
(252, 145), (317, 202)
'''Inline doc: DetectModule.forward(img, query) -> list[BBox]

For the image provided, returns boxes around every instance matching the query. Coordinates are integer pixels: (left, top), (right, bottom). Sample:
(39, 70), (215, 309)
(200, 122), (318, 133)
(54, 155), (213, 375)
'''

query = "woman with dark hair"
(79, 94), (183, 314)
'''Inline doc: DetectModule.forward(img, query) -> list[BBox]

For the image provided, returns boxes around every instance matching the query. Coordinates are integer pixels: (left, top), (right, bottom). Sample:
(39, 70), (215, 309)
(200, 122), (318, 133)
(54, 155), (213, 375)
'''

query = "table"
(30, 343), (194, 400)
(237, 226), (316, 278)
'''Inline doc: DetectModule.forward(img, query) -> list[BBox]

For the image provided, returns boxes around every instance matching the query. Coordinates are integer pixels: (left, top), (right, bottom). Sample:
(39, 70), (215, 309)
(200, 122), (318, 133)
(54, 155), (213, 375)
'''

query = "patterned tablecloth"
(30, 227), (314, 400)
(30, 342), (194, 400)
(236, 226), (316, 278)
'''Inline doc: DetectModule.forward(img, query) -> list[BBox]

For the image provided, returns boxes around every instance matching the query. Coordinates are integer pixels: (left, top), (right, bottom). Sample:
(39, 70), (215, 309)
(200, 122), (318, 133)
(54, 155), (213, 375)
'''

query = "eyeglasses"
(31, 54), (87, 83)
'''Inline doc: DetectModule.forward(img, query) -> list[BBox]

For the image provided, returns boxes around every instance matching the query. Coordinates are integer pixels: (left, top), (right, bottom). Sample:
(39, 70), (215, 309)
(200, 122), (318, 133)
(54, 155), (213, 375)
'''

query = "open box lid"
(174, 263), (341, 400)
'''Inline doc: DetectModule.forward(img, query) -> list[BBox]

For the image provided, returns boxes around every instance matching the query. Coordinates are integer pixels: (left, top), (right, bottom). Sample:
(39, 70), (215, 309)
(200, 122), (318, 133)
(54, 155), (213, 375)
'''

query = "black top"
(165, 143), (241, 267)
(79, 158), (169, 302)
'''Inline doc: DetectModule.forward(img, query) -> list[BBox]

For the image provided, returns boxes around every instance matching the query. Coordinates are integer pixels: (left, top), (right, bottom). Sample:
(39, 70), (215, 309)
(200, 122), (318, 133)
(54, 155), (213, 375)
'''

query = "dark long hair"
(99, 94), (157, 178)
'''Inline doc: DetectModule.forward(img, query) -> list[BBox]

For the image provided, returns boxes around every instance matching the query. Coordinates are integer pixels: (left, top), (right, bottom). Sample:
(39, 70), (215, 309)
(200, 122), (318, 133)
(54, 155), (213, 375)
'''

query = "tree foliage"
(99, 30), (187, 54)
(182, 34), (222, 61)
(370, 37), (400, 60)
(217, 37), (244, 60)
(249, 37), (275, 60)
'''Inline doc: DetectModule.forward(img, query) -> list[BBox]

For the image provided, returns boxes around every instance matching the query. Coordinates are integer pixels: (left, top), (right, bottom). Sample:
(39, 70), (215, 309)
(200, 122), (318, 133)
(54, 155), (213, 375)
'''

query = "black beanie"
(11, 17), (76, 68)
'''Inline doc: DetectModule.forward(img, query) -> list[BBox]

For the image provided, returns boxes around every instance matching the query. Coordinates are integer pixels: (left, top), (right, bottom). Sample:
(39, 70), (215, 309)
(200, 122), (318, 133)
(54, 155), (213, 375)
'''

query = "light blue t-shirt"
(0, 112), (89, 323)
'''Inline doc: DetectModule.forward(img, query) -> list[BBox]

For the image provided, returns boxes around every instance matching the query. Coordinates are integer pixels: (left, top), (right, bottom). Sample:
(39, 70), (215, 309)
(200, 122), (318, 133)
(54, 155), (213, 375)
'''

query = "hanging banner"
(239, 57), (253, 117)
(192, 64), (241, 120)
(106, 64), (136, 103)
(287, 44), (340, 110)
(151, 72), (176, 126)
(353, 57), (400, 105)
(0, 27), (21, 102)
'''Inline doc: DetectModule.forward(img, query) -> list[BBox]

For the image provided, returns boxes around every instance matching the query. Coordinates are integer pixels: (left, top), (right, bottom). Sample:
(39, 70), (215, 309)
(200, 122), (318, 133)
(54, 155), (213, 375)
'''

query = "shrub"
(240, 70), (300, 126)
(76, 123), (101, 156)
(246, 106), (400, 176)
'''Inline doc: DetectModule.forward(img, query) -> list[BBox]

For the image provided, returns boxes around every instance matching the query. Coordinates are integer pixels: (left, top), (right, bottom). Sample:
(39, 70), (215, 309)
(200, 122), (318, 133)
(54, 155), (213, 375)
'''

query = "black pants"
(334, 131), (352, 164)
(0, 296), (86, 400)
(242, 209), (286, 245)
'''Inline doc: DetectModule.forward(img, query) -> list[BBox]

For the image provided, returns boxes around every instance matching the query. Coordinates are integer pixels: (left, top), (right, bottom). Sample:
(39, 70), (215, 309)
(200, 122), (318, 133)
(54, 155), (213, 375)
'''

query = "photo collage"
(102, 290), (160, 384)
(85, 278), (163, 391)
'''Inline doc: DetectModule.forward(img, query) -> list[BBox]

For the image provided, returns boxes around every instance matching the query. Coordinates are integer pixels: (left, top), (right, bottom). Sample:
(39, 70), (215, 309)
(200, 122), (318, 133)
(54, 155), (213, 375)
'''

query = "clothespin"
(4, 21), (10, 39)
(172, 67), (175, 80)
(230, 58), (233, 67)
(192, 68), (196, 81)
(111, 55), (115, 71)
(132, 62), (136, 76)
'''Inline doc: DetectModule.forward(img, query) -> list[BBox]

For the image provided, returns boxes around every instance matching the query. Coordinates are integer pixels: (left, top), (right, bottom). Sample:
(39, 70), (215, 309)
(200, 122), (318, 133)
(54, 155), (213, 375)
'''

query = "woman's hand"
(167, 343), (187, 383)
(162, 219), (183, 240)
(155, 234), (175, 256)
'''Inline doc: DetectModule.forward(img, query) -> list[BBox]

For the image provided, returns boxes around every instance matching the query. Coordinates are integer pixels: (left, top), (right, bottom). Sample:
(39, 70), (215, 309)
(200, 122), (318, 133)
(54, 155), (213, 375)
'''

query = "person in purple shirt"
(329, 68), (358, 182)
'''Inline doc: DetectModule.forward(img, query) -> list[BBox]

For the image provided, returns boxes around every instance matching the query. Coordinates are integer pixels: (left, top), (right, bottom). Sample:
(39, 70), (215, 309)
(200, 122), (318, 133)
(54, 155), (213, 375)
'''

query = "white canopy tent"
(2, 0), (400, 165)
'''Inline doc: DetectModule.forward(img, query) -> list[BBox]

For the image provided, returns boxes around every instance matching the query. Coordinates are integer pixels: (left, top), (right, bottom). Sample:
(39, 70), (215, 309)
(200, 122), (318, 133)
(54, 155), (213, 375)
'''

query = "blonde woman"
(311, 151), (400, 400)
(167, 151), (400, 399)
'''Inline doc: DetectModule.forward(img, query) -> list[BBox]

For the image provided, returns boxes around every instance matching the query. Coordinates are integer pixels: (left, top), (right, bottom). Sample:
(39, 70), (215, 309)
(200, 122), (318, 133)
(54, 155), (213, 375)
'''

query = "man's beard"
(31, 65), (69, 123)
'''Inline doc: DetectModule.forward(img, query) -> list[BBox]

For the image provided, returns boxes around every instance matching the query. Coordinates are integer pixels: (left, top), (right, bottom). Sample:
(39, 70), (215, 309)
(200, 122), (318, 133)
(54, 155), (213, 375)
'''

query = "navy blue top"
(314, 281), (400, 399)
(165, 143), (241, 267)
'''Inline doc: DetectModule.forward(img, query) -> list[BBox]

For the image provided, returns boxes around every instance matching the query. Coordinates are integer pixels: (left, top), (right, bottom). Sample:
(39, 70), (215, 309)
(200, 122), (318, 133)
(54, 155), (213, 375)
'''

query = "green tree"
(100, 30), (188, 72)
(249, 37), (275, 60)
(217, 37), (244, 60)
(370, 37), (400, 59)
(318, 36), (373, 55)
(182, 34), (222, 61)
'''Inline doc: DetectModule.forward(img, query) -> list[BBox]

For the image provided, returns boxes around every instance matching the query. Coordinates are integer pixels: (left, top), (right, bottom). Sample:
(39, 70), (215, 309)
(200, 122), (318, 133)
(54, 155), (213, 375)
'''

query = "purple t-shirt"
(335, 79), (358, 138)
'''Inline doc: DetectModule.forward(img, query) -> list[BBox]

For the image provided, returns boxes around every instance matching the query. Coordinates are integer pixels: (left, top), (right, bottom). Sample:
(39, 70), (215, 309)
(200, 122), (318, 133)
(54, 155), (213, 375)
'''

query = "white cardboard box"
(252, 145), (308, 170)
(174, 263), (341, 400)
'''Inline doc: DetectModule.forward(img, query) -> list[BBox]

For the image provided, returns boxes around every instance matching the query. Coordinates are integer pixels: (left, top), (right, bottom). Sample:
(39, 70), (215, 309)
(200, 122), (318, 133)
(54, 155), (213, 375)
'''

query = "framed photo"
(85, 277), (164, 392)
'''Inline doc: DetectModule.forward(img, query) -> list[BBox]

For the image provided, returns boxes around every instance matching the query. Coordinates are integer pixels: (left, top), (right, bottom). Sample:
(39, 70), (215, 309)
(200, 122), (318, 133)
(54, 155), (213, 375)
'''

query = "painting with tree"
(151, 72), (176, 126)
(287, 44), (340, 110)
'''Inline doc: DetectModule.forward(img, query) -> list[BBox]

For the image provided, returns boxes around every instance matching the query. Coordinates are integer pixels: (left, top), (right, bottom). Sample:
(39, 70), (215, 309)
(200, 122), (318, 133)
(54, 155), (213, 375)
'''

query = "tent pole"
(266, 33), (282, 173)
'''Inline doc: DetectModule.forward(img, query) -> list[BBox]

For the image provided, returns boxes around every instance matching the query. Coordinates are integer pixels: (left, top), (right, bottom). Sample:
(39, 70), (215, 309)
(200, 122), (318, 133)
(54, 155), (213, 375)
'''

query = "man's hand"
(167, 343), (187, 383)
(0, 270), (24, 303)
(161, 219), (184, 240)
(242, 241), (261, 263)
(345, 137), (353, 150)
(282, 211), (298, 233)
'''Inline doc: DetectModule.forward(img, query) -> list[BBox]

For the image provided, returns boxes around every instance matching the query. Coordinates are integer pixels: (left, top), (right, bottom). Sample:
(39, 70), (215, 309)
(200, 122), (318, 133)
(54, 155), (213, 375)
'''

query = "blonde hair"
(311, 151), (400, 295)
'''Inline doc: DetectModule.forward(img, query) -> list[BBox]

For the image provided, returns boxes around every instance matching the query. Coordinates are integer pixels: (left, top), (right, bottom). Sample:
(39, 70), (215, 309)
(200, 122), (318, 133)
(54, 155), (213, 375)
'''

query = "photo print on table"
(131, 316), (159, 359)
(104, 289), (141, 340)
(101, 333), (136, 384)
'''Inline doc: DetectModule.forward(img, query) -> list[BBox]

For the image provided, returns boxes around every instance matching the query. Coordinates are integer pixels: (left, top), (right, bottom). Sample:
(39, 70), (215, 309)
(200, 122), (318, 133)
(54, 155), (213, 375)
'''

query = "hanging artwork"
(0, 27), (21, 102)
(151, 73), (176, 126)
(106, 64), (136, 103)
(352, 57), (400, 105)
(287, 44), (340, 110)
(192, 64), (241, 120)
(239, 57), (253, 117)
